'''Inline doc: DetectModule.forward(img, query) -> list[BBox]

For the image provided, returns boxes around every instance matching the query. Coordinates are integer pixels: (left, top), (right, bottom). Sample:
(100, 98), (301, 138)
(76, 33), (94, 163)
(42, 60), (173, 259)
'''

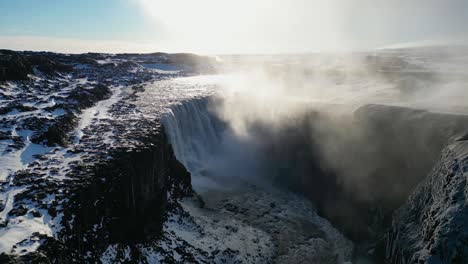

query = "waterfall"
(161, 97), (355, 263)
(162, 98), (227, 191)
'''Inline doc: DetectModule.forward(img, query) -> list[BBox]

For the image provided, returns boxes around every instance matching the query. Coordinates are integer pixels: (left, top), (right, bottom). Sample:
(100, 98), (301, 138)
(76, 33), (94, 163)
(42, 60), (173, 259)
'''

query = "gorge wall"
(387, 138), (468, 263)
(165, 96), (468, 263)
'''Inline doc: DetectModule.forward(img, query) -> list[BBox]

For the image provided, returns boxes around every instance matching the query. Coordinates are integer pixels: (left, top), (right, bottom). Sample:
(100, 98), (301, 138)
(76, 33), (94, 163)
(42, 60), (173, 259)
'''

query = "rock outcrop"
(387, 139), (468, 263)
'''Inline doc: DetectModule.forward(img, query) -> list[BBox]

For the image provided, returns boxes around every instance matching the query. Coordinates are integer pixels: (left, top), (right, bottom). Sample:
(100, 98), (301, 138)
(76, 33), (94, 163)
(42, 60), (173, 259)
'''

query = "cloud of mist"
(200, 48), (468, 237)
(215, 47), (468, 128)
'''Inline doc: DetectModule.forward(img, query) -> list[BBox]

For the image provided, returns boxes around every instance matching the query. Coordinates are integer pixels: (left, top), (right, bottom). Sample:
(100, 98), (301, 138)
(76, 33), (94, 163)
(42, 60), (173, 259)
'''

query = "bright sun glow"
(133, 0), (345, 54)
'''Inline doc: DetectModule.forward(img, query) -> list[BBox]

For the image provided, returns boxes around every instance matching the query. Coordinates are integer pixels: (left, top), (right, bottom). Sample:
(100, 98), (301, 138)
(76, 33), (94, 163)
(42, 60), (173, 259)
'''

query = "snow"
(100, 245), (132, 264)
(141, 185), (354, 263)
(74, 85), (123, 143)
(0, 188), (25, 223)
(0, 212), (53, 254)
(0, 139), (22, 182)
(96, 59), (115, 65)
(50, 108), (66, 117)
(141, 63), (189, 74)
(18, 130), (53, 164)
(0, 128), (52, 182)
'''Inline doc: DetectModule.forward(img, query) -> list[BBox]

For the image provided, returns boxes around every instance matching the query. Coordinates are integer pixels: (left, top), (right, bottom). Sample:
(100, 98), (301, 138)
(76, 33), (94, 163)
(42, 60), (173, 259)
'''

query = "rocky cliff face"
(0, 50), (212, 263)
(387, 138), (468, 263)
(240, 104), (468, 261)
(35, 128), (193, 262)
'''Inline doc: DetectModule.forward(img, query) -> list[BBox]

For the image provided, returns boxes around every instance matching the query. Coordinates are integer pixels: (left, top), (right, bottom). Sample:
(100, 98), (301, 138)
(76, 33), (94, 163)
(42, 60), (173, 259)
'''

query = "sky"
(0, 0), (467, 54)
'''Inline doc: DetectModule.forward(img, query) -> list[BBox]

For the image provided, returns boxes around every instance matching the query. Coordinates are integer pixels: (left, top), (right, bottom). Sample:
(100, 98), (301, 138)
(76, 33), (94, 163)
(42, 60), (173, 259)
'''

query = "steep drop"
(162, 97), (354, 263)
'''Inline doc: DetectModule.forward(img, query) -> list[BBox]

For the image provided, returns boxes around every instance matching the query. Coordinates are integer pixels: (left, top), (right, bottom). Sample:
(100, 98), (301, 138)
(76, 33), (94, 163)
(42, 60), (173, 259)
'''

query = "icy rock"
(387, 140), (468, 263)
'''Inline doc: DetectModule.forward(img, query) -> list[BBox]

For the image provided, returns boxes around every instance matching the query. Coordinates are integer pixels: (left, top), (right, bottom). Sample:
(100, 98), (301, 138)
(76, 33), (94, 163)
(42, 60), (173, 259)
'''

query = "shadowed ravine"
(162, 93), (468, 263)
(162, 98), (354, 263)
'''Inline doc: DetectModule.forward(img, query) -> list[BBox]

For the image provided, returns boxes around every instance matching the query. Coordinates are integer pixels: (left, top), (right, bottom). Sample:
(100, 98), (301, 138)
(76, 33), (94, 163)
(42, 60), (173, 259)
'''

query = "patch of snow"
(141, 63), (189, 74)
(73, 85), (123, 143)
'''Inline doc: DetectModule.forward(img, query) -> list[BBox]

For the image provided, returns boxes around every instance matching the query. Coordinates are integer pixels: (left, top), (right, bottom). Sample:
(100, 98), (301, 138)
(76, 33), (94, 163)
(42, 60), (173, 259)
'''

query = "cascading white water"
(162, 94), (271, 193)
(163, 98), (221, 168)
(162, 98), (229, 191)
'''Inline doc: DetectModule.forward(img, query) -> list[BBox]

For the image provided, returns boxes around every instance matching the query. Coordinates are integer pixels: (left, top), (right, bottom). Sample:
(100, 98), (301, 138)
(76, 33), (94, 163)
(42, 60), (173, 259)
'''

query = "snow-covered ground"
(0, 52), (183, 256)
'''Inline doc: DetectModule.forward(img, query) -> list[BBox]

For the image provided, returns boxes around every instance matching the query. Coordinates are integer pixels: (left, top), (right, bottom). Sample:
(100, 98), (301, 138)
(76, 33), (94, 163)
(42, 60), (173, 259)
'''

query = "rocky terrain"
(0, 50), (218, 262)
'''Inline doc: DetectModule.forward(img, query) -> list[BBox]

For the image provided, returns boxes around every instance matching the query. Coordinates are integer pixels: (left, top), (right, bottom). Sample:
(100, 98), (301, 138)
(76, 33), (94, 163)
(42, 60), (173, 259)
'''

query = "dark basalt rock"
(8, 205), (28, 217)
(0, 50), (73, 82)
(27, 55), (73, 75)
(0, 104), (37, 115)
(0, 130), (11, 140)
(68, 84), (111, 108)
(0, 252), (51, 264)
(0, 219), (8, 228)
(30, 209), (42, 218)
(32, 113), (78, 147)
(33, 128), (193, 262)
(0, 50), (32, 81)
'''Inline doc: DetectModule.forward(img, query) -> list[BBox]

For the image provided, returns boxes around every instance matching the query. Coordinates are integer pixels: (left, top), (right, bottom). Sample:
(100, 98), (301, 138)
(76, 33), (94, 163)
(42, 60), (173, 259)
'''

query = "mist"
(166, 47), (468, 241)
